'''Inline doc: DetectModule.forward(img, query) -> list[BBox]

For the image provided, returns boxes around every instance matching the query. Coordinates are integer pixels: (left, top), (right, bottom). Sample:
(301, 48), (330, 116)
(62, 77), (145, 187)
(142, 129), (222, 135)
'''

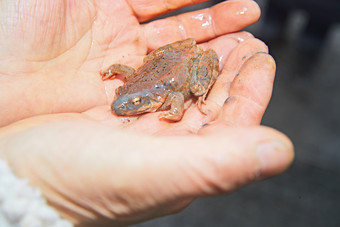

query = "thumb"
(160, 125), (294, 197)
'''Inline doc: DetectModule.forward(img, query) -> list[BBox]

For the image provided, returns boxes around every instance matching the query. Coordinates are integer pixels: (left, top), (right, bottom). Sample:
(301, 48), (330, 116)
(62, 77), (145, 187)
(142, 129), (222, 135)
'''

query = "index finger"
(142, 0), (261, 51)
(128, 0), (210, 22)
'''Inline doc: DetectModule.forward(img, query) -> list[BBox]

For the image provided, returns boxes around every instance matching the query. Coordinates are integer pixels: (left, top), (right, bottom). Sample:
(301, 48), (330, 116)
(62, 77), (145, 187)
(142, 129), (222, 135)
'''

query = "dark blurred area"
(136, 0), (340, 226)
(260, 0), (340, 53)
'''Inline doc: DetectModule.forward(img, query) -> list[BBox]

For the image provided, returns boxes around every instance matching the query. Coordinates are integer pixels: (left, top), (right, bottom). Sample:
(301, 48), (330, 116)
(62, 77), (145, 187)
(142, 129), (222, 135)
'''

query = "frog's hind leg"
(143, 38), (196, 63)
(158, 92), (185, 121)
(100, 64), (136, 81)
(190, 49), (219, 114)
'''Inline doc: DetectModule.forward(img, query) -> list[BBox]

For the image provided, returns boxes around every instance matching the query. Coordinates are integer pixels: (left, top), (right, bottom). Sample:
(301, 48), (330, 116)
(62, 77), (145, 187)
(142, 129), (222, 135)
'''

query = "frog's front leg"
(190, 49), (219, 113)
(158, 92), (185, 121)
(100, 64), (136, 81)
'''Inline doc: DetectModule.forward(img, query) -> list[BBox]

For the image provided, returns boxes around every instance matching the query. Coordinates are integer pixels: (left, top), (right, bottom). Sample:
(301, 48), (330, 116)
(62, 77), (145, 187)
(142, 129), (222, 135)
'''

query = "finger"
(128, 0), (209, 22)
(222, 52), (276, 126)
(199, 31), (255, 69)
(204, 38), (269, 109)
(143, 0), (261, 51)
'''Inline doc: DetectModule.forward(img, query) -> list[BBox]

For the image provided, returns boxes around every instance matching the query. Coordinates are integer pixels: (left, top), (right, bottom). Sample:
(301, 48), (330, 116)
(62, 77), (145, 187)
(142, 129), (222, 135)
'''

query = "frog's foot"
(100, 64), (136, 81)
(158, 110), (183, 121)
(158, 92), (184, 121)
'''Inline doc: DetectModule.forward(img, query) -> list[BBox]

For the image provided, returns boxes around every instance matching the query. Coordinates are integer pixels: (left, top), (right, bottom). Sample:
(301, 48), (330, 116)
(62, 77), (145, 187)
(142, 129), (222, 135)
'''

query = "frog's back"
(120, 48), (194, 97)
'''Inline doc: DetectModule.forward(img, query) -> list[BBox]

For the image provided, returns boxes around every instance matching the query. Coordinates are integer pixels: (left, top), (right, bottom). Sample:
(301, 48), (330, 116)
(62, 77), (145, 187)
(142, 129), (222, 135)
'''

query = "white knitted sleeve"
(0, 159), (73, 227)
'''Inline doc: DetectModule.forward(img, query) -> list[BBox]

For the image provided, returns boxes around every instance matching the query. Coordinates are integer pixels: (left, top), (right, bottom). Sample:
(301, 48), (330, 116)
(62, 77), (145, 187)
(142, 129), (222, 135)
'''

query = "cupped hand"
(0, 0), (294, 226)
(0, 0), (260, 127)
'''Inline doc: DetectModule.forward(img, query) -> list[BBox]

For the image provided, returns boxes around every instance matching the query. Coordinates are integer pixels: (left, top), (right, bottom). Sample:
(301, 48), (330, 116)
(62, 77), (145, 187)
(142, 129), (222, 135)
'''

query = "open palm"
(0, 1), (294, 226)
(1, 0), (261, 127)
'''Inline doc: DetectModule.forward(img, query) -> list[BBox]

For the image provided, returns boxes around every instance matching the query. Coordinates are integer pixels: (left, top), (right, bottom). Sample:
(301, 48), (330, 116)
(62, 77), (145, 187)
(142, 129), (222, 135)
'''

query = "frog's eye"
(132, 97), (141, 105)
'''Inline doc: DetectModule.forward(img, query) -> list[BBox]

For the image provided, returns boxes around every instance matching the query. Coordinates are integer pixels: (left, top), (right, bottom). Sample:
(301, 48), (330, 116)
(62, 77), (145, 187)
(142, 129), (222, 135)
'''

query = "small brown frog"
(100, 38), (219, 121)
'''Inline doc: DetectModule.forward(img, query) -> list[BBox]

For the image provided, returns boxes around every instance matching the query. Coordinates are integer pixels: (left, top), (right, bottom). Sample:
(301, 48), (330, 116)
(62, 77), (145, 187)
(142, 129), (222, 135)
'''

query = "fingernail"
(257, 140), (293, 177)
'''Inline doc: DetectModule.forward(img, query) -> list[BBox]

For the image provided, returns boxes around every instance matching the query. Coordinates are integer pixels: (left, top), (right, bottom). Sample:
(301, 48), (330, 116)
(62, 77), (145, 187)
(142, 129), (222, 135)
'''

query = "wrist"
(0, 159), (73, 226)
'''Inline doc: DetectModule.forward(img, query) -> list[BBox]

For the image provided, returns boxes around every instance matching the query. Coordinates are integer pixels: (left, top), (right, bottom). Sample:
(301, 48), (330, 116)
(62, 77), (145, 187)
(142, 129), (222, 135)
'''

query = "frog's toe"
(158, 111), (183, 122)
(197, 96), (208, 115)
(100, 70), (113, 80)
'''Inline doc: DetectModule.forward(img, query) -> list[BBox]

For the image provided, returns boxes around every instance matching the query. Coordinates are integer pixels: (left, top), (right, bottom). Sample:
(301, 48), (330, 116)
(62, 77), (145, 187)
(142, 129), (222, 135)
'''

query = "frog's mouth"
(112, 92), (163, 116)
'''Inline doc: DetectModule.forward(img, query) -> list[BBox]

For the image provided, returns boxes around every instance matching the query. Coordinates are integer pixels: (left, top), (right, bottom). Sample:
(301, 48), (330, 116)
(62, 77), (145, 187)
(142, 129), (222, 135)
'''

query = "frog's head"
(112, 91), (163, 115)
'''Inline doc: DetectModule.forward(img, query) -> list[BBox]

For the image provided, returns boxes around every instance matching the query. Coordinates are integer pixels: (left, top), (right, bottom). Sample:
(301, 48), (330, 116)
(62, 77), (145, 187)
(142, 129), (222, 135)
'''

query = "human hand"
(0, 45), (294, 226)
(0, 0), (294, 226)
(0, 0), (261, 127)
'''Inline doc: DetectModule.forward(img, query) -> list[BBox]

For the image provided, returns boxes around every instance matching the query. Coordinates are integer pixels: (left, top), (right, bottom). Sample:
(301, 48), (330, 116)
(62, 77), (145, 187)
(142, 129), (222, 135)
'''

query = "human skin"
(0, 0), (294, 226)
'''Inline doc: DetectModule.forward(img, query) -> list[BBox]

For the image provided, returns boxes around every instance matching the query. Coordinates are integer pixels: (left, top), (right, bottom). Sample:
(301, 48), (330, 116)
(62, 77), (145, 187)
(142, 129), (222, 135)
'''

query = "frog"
(100, 38), (219, 121)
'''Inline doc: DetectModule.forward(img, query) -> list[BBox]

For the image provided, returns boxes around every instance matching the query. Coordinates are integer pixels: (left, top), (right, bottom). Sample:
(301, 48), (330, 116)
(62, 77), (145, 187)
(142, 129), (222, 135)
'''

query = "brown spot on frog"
(100, 38), (219, 121)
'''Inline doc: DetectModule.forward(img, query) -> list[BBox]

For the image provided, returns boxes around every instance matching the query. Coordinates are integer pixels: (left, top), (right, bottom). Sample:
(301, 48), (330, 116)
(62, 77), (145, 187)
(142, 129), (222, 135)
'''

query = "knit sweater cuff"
(0, 159), (73, 227)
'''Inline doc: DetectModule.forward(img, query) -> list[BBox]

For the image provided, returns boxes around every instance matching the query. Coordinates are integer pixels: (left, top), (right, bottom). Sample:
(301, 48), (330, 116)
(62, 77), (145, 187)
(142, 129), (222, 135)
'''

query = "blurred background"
(136, 0), (340, 226)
